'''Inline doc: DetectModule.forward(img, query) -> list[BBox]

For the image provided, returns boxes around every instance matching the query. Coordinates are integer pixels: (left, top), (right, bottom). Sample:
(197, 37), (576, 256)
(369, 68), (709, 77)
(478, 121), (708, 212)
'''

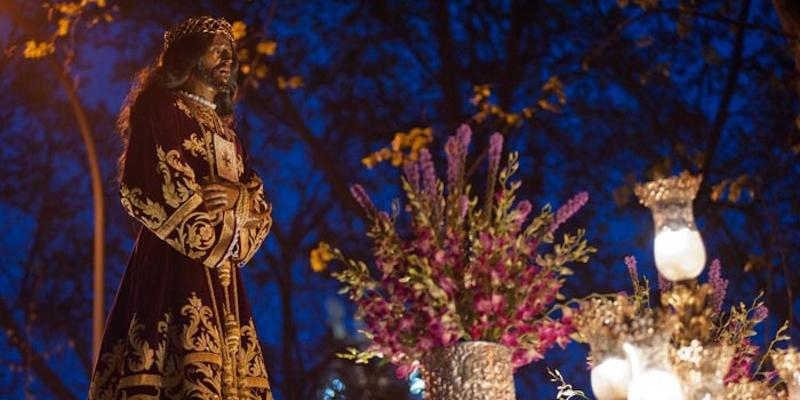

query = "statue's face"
(196, 34), (233, 91)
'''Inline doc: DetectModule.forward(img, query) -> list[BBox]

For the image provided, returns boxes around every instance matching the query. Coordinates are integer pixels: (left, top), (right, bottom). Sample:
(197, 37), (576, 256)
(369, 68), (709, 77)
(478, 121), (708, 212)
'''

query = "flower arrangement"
(313, 124), (594, 378)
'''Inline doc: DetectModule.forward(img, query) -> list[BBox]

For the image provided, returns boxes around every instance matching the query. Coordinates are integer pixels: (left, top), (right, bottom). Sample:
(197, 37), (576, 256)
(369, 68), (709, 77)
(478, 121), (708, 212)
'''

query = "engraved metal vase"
(420, 341), (516, 400)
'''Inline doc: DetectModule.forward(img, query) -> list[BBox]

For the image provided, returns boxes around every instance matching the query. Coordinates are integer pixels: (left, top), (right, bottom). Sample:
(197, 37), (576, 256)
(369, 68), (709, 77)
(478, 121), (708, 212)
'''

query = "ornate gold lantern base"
(420, 341), (516, 400)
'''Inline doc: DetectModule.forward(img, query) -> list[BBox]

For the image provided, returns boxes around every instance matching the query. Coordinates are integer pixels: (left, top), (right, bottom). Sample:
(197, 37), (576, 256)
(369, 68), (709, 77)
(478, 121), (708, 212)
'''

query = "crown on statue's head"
(163, 16), (234, 48)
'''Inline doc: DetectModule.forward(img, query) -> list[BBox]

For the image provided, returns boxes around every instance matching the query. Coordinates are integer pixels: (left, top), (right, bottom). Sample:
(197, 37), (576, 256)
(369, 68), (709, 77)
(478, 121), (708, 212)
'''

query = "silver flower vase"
(420, 341), (516, 400)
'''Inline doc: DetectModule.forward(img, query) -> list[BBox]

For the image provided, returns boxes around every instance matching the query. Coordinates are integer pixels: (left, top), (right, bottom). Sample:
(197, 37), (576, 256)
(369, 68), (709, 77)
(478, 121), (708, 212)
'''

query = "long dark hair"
(117, 32), (239, 180)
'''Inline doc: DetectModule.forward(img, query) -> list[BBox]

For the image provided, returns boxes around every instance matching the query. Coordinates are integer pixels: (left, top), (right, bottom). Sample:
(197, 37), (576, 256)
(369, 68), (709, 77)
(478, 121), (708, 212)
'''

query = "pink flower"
(483, 293), (507, 314)
(397, 315), (415, 332)
(500, 330), (519, 347)
(512, 348), (542, 369)
(511, 200), (532, 228)
(436, 275), (457, 297)
(395, 363), (418, 380)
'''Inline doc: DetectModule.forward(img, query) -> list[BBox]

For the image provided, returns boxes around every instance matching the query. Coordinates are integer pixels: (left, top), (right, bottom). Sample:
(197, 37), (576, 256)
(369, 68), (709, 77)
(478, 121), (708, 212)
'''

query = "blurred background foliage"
(0, 0), (799, 398)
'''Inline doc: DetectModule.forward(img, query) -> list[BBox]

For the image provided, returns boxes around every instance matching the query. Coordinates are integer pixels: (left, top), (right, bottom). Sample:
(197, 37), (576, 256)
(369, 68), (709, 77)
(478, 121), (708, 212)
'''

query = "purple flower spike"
(458, 195), (470, 220)
(753, 304), (768, 322)
(550, 191), (589, 233)
(708, 259), (728, 312)
(488, 132), (504, 177)
(624, 255), (638, 282)
(350, 184), (377, 216)
(403, 159), (420, 191)
(446, 125), (472, 194)
(419, 148), (437, 195)
(445, 137), (460, 191)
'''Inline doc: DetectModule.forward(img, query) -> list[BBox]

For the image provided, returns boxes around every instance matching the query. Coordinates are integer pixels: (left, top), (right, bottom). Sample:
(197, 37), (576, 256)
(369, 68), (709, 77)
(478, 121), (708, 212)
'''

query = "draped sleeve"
(119, 89), (238, 269)
(230, 149), (273, 267)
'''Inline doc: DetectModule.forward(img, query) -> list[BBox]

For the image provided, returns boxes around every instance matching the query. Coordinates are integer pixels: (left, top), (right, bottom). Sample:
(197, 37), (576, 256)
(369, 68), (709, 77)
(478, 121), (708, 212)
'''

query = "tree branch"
(697, 0), (752, 200)
(0, 297), (77, 399)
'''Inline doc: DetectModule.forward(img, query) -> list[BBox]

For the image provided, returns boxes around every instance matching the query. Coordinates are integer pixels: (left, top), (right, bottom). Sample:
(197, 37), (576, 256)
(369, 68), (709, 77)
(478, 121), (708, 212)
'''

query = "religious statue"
(88, 16), (273, 400)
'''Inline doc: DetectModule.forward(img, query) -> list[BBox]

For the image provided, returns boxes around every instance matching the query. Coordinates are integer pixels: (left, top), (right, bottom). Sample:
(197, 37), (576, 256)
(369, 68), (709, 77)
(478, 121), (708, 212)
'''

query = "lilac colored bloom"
(458, 195), (469, 220)
(456, 124), (472, 148)
(753, 305), (768, 322)
(516, 200), (532, 217)
(403, 159), (420, 191)
(511, 200), (532, 227)
(487, 133), (504, 183)
(445, 136), (459, 191)
(445, 125), (471, 193)
(486, 132), (503, 200)
(708, 259), (728, 312)
(550, 191), (589, 233)
(350, 184), (376, 216)
(624, 255), (638, 283)
(419, 148), (437, 195)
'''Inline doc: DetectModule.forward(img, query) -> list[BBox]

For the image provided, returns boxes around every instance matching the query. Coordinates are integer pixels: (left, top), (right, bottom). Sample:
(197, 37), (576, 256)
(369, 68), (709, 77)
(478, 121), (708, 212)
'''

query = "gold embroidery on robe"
(157, 146), (200, 208)
(120, 185), (168, 231)
(232, 175), (273, 267)
(88, 293), (271, 400)
(175, 98), (194, 119)
(182, 133), (210, 162)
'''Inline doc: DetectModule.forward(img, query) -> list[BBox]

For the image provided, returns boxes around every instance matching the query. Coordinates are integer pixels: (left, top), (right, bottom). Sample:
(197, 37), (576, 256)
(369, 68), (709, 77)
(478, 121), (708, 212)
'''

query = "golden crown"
(163, 16), (234, 48)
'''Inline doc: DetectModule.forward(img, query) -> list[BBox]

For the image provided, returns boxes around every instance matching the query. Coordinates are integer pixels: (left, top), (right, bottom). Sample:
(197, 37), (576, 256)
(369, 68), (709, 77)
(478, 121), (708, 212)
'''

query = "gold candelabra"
(574, 172), (797, 400)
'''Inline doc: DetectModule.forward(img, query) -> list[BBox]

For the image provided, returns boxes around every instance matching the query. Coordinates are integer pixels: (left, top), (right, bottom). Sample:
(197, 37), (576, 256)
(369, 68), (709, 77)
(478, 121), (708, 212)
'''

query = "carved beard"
(194, 62), (230, 93)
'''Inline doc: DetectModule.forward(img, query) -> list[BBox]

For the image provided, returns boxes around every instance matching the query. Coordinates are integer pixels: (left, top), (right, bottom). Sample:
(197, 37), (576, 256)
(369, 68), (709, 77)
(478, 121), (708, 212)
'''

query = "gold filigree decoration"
(165, 211), (216, 259)
(420, 341), (515, 400)
(573, 296), (676, 363)
(662, 282), (715, 346)
(175, 98), (194, 119)
(724, 381), (786, 399)
(156, 146), (200, 208)
(88, 293), (271, 400)
(183, 133), (210, 160)
(120, 184), (167, 231)
(233, 175), (273, 266)
(669, 339), (734, 399)
(127, 315), (156, 372)
(634, 171), (702, 209)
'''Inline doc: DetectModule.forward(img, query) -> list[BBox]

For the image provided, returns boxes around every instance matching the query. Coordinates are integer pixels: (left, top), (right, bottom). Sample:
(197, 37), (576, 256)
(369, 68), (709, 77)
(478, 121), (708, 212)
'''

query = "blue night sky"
(1, 0), (799, 399)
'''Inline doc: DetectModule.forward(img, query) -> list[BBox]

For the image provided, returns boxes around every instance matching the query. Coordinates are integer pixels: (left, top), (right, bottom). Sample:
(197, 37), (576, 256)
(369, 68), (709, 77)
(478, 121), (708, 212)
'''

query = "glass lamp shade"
(590, 356), (631, 400)
(623, 342), (685, 400)
(635, 172), (706, 282)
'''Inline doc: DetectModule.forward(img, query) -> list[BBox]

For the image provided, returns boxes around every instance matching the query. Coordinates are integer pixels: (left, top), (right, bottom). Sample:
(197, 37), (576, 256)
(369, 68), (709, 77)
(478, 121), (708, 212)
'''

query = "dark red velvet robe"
(89, 88), (273, 400)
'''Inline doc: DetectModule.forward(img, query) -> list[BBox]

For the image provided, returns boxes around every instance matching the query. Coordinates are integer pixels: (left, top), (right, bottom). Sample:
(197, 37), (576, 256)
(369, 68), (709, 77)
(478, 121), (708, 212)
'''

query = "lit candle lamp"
(635, 172), (706, 282)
